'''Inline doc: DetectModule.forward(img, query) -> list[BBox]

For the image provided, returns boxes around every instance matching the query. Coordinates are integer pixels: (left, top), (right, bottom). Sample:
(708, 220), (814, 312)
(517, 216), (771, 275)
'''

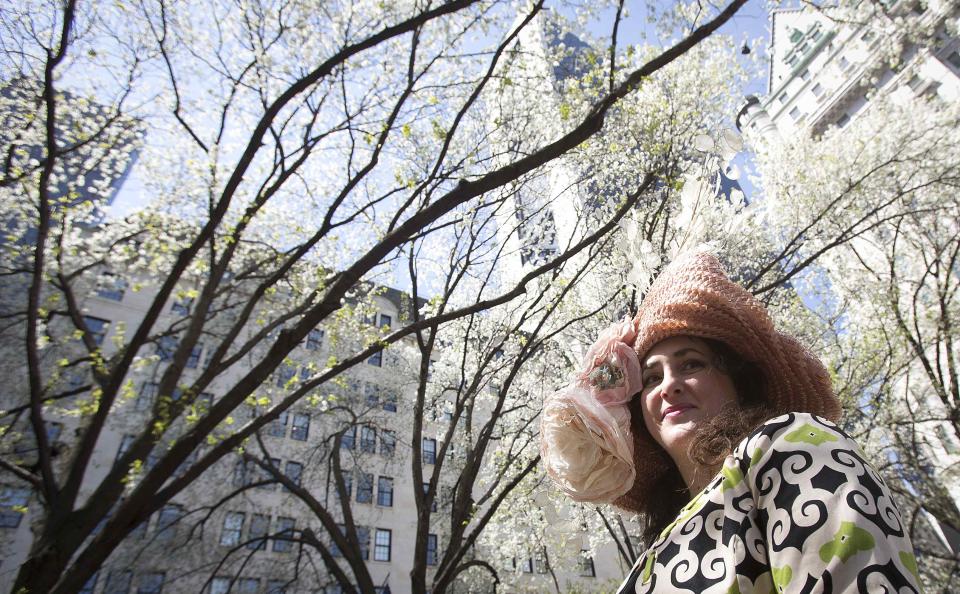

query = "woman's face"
(638, 336), (739, 459)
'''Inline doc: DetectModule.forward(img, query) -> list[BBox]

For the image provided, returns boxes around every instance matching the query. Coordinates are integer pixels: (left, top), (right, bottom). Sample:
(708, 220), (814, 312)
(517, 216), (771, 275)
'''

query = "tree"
(752, 75), (960, 589)
(0, 0), (754, 592)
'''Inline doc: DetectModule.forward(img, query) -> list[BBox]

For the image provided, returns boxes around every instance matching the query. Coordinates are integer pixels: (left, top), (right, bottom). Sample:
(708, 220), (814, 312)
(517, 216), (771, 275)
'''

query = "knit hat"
(614, 250), (841, 513)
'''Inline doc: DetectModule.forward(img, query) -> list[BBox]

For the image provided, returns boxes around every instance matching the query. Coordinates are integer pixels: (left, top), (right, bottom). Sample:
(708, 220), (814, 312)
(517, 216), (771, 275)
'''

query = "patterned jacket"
(617, 413), (923, 593)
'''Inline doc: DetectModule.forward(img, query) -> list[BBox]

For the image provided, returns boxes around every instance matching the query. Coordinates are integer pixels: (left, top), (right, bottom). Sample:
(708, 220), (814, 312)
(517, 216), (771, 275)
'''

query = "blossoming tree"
(0, 0), (761, 592)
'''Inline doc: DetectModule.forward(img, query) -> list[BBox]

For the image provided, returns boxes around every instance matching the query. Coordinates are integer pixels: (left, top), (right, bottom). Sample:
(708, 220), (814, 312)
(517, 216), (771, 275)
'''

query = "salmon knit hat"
(613, 250), (841, 513)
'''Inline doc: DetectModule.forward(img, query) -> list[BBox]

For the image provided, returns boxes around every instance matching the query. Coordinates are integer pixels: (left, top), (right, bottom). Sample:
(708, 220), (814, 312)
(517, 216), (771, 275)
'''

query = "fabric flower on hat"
(577, 315), (643, 406)
(540, 385), (635, 503)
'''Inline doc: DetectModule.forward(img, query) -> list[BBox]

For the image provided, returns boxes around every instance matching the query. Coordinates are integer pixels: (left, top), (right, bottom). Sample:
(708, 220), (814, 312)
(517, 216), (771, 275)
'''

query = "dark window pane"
(82, 316), (110, 346)
(306, 328), (324, 350)
(273, 517), (296, 552)
(356, 473), (373, 504)
(137, 572), (164, 594)
(377, 477), (393, 507)
(291, 413), (309, 441)
(104, 570), (132, 594)
(422, 438), (436, 465)
(360, 426), (376, 453)
(426, 533), (438, 566)
(284, 461), (303, 487)
(247, 513), (269, 550)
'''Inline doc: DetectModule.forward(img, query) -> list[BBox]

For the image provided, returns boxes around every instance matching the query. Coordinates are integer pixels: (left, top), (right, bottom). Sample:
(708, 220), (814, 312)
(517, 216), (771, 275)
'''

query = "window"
(788, 106), (802, 121)
(233, 459), (257, 488)
(426, 533), (438, 565)
(306, 328), (324, 350)
(104, 570), (132, 594)
(44, 421), (63, 443)
(340, 426), (356, 450)
(367, 350), (383, 367)
(220, 512), (245, 546)
(374, 528), (392, 561)
(170, 297), (192, 316)
(96, 274), (126, 301)
(357, 473), (373, 504)
(237, 578), (259, 594)
(136, 572), (164, 594)
(357, 525), (371, 560)
(778, 91), (788, 104)
(577, 549), (596, 577)
(382, 390), (397, 413)
(360, 426), (376, 453)
(291, 413), (310, 441)
(273, 517), (295, 552)
(82, 316), (109, 346)
(534, 550), (548, 574)
(948, 51), (960, 70)
(0, 487), (30, 528)
(155, 504), (182, 542)
(276, 364), (296, 388)
(422, 438), (437, 465)
(422, 482), (437, 513)
(209, 577), (230, 594)
(799, 68), (810, 81)
(838, 55), (851, 70)
(248, 513), (269, 550)
(811, 82), (824, 98)
(377, 477), (394, 507)
(185, 343), (203, 369)
(836, 113), (851, 128)
(365, 383), (380, 407)
(266, 580), (288, 594)
(268, 411), (288, 437)
(155, 335), (178, 362)
(378, 314), (392, 329)
(284, 461), (303, 488)
(380, 430), (396, 457)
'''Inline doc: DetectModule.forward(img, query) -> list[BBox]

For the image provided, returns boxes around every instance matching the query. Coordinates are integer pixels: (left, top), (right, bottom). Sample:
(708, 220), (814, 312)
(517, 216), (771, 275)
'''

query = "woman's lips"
(661, 404), (695, 421)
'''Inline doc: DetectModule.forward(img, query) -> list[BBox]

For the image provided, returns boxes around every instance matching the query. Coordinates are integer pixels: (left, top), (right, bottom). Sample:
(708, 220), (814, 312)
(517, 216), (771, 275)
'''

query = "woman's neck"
(677, 456), (721, 495)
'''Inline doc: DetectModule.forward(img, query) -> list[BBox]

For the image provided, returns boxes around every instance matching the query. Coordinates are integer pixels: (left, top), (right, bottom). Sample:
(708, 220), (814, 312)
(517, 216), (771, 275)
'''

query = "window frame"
(220, 511), (245, 547)
(360, 425), (377, 453)
(356, 472), (374, 504)
(376, 476), (394, 507)
(247, 513), (270, 550)
(273, 516), (296, 552)
(290, 413), (310, 441)
(422, 437), (437, 465)
(374, 528), (392, 562)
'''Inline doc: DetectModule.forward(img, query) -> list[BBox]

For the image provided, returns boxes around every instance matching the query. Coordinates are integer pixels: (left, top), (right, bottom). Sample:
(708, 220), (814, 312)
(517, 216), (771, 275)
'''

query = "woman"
(540, 251), (922, 593)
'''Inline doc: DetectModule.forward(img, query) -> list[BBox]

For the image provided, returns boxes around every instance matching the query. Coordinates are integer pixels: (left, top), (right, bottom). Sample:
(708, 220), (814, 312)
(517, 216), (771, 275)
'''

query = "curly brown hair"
(630, 338), (777, 544)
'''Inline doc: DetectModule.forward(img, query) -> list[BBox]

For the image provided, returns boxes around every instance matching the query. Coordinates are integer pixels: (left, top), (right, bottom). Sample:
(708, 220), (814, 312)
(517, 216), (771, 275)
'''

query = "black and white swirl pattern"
(619, 413), (922, 594)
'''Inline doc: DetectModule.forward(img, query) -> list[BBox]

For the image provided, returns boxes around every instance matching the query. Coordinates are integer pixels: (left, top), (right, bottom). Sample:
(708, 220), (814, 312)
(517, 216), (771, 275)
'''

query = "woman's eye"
(642, 374), (662, 386)
(681, 359), (705, 372)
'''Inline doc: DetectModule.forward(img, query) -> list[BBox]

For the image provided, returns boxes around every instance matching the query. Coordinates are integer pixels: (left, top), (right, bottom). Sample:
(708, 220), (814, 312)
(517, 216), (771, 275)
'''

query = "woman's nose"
(659, 369), (683, 398)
